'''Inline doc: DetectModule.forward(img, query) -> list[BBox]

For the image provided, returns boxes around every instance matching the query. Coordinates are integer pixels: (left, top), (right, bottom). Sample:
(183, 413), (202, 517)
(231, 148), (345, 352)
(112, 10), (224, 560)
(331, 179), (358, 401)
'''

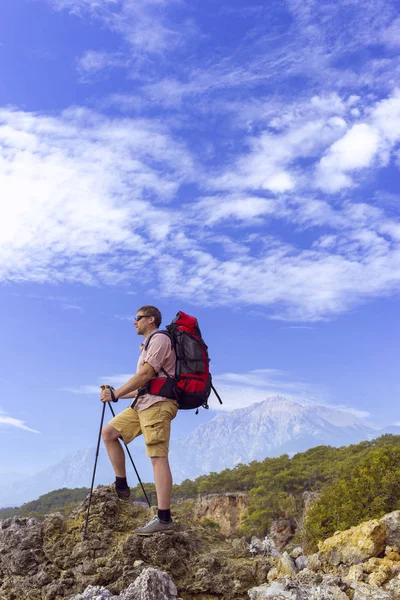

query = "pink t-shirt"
(135, 331), (177, 411)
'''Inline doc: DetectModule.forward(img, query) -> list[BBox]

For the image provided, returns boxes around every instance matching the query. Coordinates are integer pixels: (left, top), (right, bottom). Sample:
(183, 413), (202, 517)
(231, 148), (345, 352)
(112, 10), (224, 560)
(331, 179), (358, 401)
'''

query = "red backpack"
(136, 311), (222, 411)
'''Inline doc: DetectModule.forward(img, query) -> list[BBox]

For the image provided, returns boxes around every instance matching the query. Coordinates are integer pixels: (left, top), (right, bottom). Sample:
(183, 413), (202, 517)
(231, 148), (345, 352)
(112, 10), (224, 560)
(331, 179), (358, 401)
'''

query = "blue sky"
(1, 0), (400, 476)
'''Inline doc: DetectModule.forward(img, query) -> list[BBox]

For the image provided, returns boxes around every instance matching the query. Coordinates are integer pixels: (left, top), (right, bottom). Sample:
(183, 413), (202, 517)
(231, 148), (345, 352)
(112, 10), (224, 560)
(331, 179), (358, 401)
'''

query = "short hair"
(137, 305), (162, 328)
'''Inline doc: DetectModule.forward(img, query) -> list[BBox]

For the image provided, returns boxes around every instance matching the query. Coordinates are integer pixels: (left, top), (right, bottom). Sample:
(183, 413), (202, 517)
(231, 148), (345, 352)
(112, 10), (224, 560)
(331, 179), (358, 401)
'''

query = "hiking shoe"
(115, 484), (131, 500)
(134, 515), (174, 536)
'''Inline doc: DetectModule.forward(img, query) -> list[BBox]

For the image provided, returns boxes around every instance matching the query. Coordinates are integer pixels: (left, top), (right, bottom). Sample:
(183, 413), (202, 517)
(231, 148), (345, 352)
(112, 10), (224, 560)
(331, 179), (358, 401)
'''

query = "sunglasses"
(135, 315), (149, 321)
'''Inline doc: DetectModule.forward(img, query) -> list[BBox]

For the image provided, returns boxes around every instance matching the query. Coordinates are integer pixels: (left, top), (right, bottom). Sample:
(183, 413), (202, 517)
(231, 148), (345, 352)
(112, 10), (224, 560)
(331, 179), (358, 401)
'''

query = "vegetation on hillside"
(0, 488), (89, 519)
(2, 435), (400, 550)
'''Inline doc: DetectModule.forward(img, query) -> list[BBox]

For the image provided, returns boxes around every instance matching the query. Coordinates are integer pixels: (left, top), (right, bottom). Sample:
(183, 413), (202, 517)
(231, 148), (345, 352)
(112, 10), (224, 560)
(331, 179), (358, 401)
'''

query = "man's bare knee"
(102, 424), (121, 443)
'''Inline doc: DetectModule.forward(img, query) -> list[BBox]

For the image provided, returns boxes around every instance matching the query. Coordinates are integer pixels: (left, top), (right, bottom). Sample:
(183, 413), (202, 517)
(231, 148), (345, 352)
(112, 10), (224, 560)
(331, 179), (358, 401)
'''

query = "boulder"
(194, 492), (249, 536)
(295, 555), (308, 571)
(248, 579), (348, 599)
(381, 512), (400, 547)
(70, 586), (114, 600)
(318, 519), (386, 566)
(121, 567), (179, 599)
(276, 552), (298, 577)
(291, 546), (304, 560)
(386, 574), (400, 598)
(352, 582), (394, 599)
(270, 519), (296, 551)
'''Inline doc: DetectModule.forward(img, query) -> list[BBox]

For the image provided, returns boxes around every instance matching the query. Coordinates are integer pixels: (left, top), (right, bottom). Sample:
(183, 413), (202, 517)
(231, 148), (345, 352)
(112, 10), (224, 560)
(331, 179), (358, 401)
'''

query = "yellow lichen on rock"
(318, 519), (386, 566)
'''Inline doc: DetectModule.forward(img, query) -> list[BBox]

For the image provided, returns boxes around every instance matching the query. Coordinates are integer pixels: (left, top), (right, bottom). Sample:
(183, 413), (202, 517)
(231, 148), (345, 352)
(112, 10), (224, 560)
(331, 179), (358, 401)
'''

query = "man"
(100, 305), (178, 535)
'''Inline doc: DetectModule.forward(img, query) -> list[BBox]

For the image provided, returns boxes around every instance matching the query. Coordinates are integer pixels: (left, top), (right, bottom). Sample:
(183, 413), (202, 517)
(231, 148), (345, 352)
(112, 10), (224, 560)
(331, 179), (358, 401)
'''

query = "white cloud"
(316, 124), (381, 192)
(1, 92), (400, 321)
(62, 303), (84, 311)
(381, 17), (400, 48)
(0, 107), (193, 285)
(76, 50), (128, 79)
(194, 195), (277, 225)
(315, 90), (400, 193)
(0, 416), (40, 434)
(50, 0), (184, 60)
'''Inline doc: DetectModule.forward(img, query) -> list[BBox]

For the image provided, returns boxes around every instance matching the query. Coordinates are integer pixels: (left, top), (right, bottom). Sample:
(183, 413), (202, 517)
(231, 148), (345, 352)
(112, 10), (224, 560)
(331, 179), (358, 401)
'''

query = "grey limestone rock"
(352, 582), (394, 600)
(386, 575), (400, 598)
(69, 585), (115, 600)
(291, 546), (304, 559)
(381, 512), (400, 548)
(121, 567), (179, 600)
(295, 555), (309, 571)
(248, 580), (348, 600)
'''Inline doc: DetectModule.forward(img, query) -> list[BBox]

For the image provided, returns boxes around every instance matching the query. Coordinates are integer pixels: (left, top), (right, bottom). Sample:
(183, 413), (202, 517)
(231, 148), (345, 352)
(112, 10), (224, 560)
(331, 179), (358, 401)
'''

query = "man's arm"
(100, 362), (156, 403)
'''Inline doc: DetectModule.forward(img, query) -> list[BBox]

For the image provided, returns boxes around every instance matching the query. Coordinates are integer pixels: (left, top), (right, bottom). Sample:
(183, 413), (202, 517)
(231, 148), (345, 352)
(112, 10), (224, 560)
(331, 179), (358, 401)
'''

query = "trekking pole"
(82, 401), (106, 540)
(107, 401), (151, 508)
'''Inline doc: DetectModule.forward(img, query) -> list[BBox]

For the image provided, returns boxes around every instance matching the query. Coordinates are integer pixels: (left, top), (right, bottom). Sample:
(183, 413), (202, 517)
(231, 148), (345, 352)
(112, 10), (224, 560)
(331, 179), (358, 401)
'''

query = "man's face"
(134, 313), (154, 336)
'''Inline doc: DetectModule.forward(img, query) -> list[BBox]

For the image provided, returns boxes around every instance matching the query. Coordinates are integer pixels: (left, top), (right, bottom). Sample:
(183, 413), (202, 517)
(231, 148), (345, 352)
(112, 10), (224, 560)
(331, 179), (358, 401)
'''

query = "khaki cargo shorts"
(108, 400), (178, 457)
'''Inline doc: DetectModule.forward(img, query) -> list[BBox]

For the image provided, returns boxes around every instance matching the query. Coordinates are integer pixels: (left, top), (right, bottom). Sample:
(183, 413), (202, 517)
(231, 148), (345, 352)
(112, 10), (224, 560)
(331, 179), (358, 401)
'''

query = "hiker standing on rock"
(100, 305), (178, 535)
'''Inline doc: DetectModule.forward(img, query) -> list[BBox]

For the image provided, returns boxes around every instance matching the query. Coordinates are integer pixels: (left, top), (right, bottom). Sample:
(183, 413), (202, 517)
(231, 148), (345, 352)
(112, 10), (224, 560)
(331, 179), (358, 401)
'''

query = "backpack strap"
(130, 331), (173, 410)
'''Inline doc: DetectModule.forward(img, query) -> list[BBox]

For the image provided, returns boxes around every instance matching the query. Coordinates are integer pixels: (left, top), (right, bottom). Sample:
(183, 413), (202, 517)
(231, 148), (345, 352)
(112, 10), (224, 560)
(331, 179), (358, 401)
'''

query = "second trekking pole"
(82, 401), (106, 539)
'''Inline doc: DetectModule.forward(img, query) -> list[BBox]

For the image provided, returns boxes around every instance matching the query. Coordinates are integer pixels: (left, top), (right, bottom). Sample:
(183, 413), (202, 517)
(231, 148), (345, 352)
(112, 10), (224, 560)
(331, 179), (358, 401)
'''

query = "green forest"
(2, 435), (400, 550)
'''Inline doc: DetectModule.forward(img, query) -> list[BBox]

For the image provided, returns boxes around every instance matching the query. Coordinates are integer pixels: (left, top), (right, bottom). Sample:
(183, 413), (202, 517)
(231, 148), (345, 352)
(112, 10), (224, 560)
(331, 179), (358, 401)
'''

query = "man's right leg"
(101, 424), (126, 477)
(102, 407), (141, 500)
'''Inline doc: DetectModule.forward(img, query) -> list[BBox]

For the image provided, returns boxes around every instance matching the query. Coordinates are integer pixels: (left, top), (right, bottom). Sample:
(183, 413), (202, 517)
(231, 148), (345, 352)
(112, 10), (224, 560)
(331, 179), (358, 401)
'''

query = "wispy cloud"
(51, 0), (187, 70)
(0, 413), (40, 434)
(62, 303), (84, 312)
(76, 50), (128, 81)
(1, 90), (400, 321)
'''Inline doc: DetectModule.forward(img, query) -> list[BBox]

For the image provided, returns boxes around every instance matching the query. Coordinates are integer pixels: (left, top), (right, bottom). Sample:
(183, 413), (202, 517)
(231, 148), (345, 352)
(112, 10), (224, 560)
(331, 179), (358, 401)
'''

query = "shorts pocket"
(143, 419), (166, 446)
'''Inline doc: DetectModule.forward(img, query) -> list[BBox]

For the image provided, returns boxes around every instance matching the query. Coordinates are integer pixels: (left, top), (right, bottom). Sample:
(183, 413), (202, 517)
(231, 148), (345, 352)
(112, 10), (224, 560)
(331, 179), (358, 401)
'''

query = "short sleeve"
(144, 334), (171, 374)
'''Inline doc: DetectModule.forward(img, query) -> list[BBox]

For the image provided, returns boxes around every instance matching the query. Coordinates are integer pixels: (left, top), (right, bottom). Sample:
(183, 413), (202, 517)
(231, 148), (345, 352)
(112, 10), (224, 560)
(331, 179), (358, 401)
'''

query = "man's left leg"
(135, 401), (177, 535)
(152, 456), (173, 519)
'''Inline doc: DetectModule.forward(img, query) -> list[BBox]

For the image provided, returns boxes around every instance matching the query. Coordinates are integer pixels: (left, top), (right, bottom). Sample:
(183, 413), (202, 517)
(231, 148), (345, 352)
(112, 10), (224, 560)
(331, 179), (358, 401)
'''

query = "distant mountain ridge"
(169, 395), (381, 480)
(0, 396), (395, 507)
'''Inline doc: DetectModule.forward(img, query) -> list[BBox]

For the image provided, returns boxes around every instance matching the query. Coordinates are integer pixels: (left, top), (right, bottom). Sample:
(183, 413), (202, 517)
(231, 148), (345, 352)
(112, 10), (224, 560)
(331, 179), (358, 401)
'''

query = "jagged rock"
(352, 582), (394, 599)
(70, 585), (114, 599)
(318, 519), (386, 566)
(368, 563), (392, 587)
(344, 564), (365, 583)
(262, 535), (281, 557)
(248, 580), (349, 599)
(293, 568), (323, 586)
(0, 516), (44, 576)
(121, 567), (179, 599)
(270, 519), (296, 550)
(276, 552), (298, 576)
(295, 555), (308, 571)
(248, 581), (298, 599)
(381, 512), (400, 547)
(267, 567), (278, 582)
(308, 554), (323, 572)
(2, 485), (267, 600)
(193, 492), (249, 535)
(386, 574), (400, 598)
(291, 546), (304, 559)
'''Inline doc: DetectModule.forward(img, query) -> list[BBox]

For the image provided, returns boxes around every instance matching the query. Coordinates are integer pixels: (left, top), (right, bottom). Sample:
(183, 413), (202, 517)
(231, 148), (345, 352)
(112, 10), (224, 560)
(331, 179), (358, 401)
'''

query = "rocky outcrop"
(270, 519), (296, 551)
(0, 486), (270, 600)
(247, 514), (400, 600)
(318, 519), (386, 566)
(69, 567), (181, 599)
(193, 492), (249, 536)
(5, 487), (400, 600)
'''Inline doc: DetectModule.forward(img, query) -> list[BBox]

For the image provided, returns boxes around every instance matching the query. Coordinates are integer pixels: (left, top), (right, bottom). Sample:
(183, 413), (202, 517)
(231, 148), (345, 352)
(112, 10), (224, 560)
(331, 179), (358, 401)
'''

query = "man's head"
(134, 305), (162, 337)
